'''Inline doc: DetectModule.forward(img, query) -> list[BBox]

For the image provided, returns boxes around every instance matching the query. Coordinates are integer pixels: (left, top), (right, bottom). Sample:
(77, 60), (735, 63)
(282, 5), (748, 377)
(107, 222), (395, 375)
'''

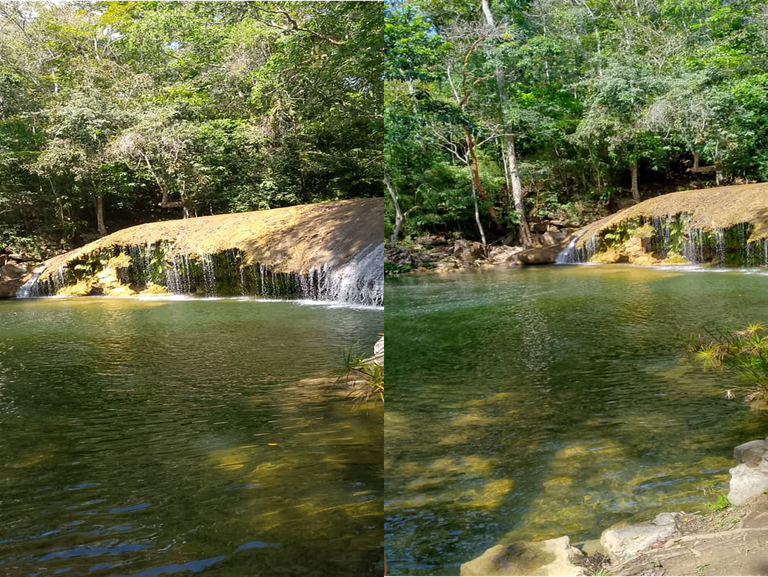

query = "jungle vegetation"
(384, 0), (768, 248)
(0, 1), (382, 257)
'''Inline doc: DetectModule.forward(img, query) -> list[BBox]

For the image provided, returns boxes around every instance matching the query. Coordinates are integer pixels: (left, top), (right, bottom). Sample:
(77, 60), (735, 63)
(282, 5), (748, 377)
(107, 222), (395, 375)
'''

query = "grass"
(695, 563), (709, 576)
(705, 494), (730, 512)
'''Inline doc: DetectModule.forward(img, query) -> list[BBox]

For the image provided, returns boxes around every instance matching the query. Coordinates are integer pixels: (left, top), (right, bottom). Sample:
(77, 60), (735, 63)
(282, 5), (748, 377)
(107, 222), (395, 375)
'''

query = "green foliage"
(0, 1), (383, 256)
(689, 324), (768, 405)
(337, 348), (384, 403)
(705, 494), (730, 512)
(385, 0), (768, 245)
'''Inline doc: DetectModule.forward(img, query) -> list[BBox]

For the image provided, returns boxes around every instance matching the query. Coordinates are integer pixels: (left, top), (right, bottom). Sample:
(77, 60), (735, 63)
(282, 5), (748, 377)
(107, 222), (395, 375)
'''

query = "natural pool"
(0, 297), (383, 576)
(385, 265), (768, 576)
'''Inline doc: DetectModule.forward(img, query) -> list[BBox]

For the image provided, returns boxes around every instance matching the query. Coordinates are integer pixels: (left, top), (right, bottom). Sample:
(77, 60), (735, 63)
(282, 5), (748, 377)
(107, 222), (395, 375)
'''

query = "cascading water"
(16, 241), (384, 306)
(556, 214), (768, 267)
(555, 233), (598, 264)
(15, 265), (46, 298)
(296, 243), (384, 306)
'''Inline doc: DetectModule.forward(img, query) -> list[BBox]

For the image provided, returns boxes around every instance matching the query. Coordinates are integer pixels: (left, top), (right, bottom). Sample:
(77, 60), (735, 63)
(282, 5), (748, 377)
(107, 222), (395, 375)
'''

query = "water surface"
(385, 265), (768, 575)
(0, 297), (383, 576)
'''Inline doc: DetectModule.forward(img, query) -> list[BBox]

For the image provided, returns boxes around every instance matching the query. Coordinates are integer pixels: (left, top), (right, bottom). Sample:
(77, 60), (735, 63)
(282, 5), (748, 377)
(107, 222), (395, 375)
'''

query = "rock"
(385, 247), (434, 271)
(489, 245), (524, 265)
(0, 263), (30, 298)
(541, 231), (567, 246)
(363, 336), (384, 367)
(509, 244), (565, 266)
(532, 222), (549, 233)
(453, 240), (484, 262)
(600, 513), (679, 558)
(460, 536), (586, 576)
(728, 439), (768, 505)
(734, 439), (768, 467)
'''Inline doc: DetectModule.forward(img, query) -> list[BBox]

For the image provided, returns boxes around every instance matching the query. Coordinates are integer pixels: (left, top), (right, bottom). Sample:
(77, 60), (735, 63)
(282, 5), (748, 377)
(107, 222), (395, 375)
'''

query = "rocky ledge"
(462, 437), (768, 576)
(385, 225), (578, 274)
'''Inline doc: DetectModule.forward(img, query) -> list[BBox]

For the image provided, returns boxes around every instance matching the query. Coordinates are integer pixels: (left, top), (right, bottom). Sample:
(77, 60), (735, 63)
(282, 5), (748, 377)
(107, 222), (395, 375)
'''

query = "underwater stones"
(728, 439), (768, 506)
(600, 513), (680, 558)
(460, 537), (586, 576)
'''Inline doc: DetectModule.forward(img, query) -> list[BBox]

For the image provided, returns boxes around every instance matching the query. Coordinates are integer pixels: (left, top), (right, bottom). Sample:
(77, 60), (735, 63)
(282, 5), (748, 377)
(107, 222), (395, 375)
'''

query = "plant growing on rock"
(689, 324), (768, 406)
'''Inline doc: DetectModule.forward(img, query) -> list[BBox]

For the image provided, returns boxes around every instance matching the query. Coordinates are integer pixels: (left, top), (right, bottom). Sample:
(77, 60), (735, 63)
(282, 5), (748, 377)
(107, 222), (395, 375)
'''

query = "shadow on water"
(385, 265), (768, 576)
(0, 298), (383, 576)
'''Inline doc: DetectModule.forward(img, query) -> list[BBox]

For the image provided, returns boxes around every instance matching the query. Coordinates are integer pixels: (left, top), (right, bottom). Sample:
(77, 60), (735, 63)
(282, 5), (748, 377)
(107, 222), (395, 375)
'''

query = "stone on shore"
(460, 536), (586, 576)
(728, 438), (768, 506)
(600, 513), (680, 558)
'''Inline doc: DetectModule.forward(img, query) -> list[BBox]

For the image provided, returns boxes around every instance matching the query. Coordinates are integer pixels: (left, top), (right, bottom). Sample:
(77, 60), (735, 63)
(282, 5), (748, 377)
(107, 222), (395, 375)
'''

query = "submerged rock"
(728, 438), (768, 506)
(460, 536), (586, 576)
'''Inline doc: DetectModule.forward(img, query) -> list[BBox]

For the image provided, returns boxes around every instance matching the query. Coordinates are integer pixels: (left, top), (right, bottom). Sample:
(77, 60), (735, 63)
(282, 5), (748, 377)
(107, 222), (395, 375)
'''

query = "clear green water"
(385, 265), (768, 576)
(0, 297), (383, 576)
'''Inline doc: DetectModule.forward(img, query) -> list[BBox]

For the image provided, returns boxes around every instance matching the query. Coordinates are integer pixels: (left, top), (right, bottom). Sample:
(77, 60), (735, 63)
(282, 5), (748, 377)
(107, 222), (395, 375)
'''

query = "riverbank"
(461, 437), (768, 577)
(386, 183), (768, 275)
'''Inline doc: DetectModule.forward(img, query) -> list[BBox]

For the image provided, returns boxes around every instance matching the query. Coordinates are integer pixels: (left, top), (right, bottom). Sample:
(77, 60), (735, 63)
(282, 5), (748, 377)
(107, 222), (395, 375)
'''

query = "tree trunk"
(464, 126), (501, 227)
(480, 0), (532, 248)
(465, 160), (487, 254)
(96, 196), (107, 236)
(385, 172), (404, 248)
(693, 151), (700, 171)
(630, 160), (640, 201)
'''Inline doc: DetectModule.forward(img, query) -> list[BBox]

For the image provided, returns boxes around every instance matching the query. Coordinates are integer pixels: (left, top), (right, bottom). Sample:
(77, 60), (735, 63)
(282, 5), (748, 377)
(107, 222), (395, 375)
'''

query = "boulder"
(453, 240), (484, 262)
(460, 536), (586, 576)
(600, 513), (679, 559)
(728, 438), (768, 505)
(509, 244), (565, 266)
(489, 245), (524, 265)
(385, 247), (434, 271)
(0, 263), (29, 298)
(541, 231), (567, 246)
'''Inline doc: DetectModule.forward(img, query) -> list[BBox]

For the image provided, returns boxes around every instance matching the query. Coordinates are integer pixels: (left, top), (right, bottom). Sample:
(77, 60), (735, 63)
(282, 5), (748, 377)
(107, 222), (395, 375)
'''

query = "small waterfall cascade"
(555, 233), (598, 264)
(295, 243), (384, 306)
(17, 241), (384, 306)
(15, 265), (47, 298)
(556, 213), (768, 267)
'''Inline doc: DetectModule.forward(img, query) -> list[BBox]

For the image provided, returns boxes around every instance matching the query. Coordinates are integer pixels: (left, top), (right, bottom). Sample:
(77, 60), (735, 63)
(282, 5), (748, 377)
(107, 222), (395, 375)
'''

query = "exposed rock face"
(15, 199), (384, 305)
(729, 438), (768, 505)
(460, 537), (586, 576)
(600, 513), (682, 559)
(561, 184), (768, 265)
(0, 263), (29, 298)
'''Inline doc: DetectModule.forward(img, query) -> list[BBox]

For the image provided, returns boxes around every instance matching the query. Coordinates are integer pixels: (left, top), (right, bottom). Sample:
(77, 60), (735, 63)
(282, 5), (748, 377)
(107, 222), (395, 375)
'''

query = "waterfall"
(558, 213), (768, 267)
(303, 242), (384, 306)
(555, 233), (598, 264)
(15, 242), (383, 306)
(15, 265), (46, 298)
(555, 233), (582, 264)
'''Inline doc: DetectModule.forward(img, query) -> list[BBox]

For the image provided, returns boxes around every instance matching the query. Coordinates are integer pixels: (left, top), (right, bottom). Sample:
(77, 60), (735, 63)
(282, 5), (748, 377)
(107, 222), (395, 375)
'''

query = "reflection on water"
(0, 298), (383, 576)
(385, 265), (768, 576)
